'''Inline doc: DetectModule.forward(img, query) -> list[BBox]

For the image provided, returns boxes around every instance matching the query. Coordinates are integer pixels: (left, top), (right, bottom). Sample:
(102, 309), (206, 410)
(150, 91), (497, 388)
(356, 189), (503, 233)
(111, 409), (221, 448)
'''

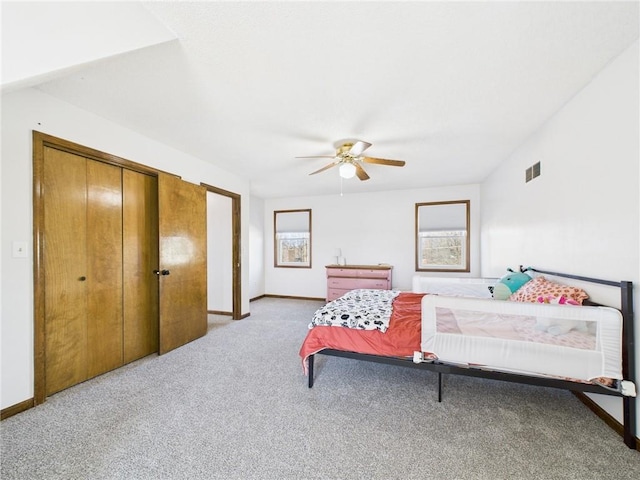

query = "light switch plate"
(12, 241), (28, 258)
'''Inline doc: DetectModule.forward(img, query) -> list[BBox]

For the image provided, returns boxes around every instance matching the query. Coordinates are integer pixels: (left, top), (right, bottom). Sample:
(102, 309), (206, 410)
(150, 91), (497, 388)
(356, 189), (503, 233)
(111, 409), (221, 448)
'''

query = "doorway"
(202, 184), (242, 320)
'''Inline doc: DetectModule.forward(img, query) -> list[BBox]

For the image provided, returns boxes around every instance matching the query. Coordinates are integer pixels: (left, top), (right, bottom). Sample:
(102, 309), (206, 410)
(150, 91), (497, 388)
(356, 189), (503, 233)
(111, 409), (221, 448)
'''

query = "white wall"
(207, 192), (233, 312)
(0, 88), (252, 409)
(264, 184), (481, 298)
(481, 41), (639, 433)
(249, 195), (265, 300)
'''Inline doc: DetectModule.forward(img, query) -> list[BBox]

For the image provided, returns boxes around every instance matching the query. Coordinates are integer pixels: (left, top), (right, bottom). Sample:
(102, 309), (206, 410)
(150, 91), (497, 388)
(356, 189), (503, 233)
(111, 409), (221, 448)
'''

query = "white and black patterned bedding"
(309, 289), (401, 332)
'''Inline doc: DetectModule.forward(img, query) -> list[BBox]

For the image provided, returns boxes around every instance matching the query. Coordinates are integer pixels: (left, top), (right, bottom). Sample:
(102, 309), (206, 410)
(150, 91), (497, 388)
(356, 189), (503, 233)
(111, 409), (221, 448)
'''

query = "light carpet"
(1, 297), (639, 479)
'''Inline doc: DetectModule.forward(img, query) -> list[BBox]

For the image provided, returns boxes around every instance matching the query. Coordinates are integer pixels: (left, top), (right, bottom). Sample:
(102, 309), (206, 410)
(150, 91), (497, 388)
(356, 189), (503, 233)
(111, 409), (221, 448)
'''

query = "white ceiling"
(25, 2), (640, 198)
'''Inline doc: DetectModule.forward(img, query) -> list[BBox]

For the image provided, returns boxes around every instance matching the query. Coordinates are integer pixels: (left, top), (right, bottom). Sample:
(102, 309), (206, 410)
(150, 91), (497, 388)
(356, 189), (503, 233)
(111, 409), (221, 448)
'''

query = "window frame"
(274, 209), (312, 268)
(415, 200), (470, 273)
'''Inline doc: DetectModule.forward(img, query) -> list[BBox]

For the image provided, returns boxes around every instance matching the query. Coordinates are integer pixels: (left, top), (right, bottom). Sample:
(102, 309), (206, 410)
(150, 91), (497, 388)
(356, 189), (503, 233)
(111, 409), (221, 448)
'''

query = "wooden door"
(158, 174), (208, 354)
(43, 148), (124, 395)
(123, 169), (159, 363)
(43, 148), (89, 395)
(86, 159), (124, 378)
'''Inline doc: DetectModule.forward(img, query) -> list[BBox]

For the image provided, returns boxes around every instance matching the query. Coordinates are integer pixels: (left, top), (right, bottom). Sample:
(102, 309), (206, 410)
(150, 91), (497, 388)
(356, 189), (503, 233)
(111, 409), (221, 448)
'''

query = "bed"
(300, 267), (637, 449)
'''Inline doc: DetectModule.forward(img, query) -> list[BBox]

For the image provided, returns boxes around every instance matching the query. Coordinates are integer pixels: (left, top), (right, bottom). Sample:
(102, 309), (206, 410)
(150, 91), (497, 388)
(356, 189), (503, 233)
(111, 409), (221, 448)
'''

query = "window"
(415, 201), (470, 272)
(418, 230), (467, 269)
(274, 209), (311, 268)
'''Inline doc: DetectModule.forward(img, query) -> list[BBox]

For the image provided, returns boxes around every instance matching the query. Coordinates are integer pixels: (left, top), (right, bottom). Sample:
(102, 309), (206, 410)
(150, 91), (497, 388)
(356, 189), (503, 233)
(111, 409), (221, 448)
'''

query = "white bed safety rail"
(419, 295), (624, 382)
(412, 275), (496, 298)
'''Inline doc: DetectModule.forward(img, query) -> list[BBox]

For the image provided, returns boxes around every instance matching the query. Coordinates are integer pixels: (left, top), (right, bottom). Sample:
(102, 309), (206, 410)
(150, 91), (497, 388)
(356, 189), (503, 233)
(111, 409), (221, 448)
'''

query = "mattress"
(300, 292), (426, 373)
(420, 295), (623, 381)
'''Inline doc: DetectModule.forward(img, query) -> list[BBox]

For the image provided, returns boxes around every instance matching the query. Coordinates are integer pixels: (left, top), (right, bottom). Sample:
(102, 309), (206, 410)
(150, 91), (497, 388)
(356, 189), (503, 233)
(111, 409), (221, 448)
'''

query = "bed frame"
(306, 268), (637, 449)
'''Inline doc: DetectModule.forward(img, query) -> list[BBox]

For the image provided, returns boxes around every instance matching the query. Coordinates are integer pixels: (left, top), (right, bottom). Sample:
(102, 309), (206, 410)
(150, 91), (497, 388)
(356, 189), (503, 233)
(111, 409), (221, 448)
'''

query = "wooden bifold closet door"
(123, 169), (159, 363)
(43, 147), (161, 396)
(36, 133), (207, 401)
(43, 147), (125, 395)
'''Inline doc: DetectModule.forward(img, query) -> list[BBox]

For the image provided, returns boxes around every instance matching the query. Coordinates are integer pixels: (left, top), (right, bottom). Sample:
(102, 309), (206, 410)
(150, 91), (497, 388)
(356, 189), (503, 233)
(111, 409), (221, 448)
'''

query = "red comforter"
(299, 292), (426, 372)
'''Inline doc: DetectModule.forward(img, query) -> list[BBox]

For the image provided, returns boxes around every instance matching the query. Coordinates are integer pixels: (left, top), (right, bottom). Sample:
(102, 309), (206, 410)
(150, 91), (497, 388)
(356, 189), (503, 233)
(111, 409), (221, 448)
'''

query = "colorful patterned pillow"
(508, 276), (589, 304)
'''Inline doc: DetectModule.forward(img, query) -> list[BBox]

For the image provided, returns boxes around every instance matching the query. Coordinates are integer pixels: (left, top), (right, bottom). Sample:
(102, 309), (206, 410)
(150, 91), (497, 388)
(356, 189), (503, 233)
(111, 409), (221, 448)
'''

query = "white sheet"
(420, 295), (623, 381)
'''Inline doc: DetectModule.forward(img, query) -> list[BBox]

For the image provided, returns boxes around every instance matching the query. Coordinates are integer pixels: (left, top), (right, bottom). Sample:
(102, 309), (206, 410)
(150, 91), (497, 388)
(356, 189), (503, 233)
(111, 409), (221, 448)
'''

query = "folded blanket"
(309, 289), (400, 332)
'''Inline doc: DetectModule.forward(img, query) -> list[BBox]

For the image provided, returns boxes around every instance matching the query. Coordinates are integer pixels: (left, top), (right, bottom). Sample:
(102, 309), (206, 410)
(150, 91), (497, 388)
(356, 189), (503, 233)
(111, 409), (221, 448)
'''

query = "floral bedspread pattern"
(310, 289), (401, 332)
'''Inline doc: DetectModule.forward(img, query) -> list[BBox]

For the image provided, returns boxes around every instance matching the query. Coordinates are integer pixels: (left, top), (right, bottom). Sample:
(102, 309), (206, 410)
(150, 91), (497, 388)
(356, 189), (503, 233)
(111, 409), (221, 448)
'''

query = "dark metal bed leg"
(438, 372), (442, 403)
(623, 396), (636, 448)
(621, 281), (636, 448)
(308, 355), (315, 388)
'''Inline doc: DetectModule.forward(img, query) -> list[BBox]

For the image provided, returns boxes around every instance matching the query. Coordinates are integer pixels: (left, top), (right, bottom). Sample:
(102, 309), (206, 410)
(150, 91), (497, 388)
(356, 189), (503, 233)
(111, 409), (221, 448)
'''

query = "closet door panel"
(123, 170), (159, 362)
(158, 174), (207, 354)
(43, 148), (88, 395)
(86, 160), (124, 377)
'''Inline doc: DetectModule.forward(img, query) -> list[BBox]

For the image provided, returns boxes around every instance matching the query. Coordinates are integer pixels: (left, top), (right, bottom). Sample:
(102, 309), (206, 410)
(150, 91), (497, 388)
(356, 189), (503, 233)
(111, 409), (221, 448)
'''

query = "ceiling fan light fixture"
(339, 162), (356, 179)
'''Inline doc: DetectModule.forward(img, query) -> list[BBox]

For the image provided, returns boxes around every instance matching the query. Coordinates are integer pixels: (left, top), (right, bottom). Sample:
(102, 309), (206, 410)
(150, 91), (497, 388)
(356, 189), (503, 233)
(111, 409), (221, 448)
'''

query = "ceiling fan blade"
(296, 155), (335, 159)
(309, 162), (338, 175)
(361, 156), (406, 167)
(355, 163), (370, 181)
(348, 141), (372, 157)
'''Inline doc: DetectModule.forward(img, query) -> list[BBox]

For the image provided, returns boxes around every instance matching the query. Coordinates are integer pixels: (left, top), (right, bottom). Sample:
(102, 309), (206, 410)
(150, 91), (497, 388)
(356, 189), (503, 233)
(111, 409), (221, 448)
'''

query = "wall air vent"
(525, 162), (541, 183)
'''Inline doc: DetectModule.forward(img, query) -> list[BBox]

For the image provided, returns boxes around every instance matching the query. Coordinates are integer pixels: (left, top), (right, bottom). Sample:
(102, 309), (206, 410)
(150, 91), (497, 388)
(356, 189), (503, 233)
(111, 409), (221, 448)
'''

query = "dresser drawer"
(327, 267), (391, 278)
(355, 269), (390, 279)
(327, 288), (350, 302)
(328, 277), (389, 290)
(327, 268), (358, 278)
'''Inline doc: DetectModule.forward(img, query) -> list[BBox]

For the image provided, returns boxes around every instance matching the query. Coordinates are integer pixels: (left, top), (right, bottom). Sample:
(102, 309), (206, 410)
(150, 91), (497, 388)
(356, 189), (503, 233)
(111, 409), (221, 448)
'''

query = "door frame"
(201, 183), (242, 320)
(32, 131), (171, 404)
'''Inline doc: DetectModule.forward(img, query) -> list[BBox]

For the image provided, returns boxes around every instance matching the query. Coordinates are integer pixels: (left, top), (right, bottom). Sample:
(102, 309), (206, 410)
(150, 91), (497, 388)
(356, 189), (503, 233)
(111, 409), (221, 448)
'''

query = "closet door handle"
(79, 276), (86, 281)
(161, 270), (170, 276)
(153, 270), (160, 276)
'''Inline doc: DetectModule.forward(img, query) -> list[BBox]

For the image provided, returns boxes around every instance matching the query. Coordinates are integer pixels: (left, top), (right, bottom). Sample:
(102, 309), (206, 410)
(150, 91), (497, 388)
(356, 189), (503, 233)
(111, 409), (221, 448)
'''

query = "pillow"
(492, 269), (533, 300)
(536, 295), (580, 306)
(508, 276), (589, 304)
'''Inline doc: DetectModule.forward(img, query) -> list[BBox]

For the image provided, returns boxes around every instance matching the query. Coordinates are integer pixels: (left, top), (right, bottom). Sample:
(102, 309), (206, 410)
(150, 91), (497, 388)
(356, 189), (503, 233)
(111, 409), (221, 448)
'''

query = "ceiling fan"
(297, 140), (406, 181)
